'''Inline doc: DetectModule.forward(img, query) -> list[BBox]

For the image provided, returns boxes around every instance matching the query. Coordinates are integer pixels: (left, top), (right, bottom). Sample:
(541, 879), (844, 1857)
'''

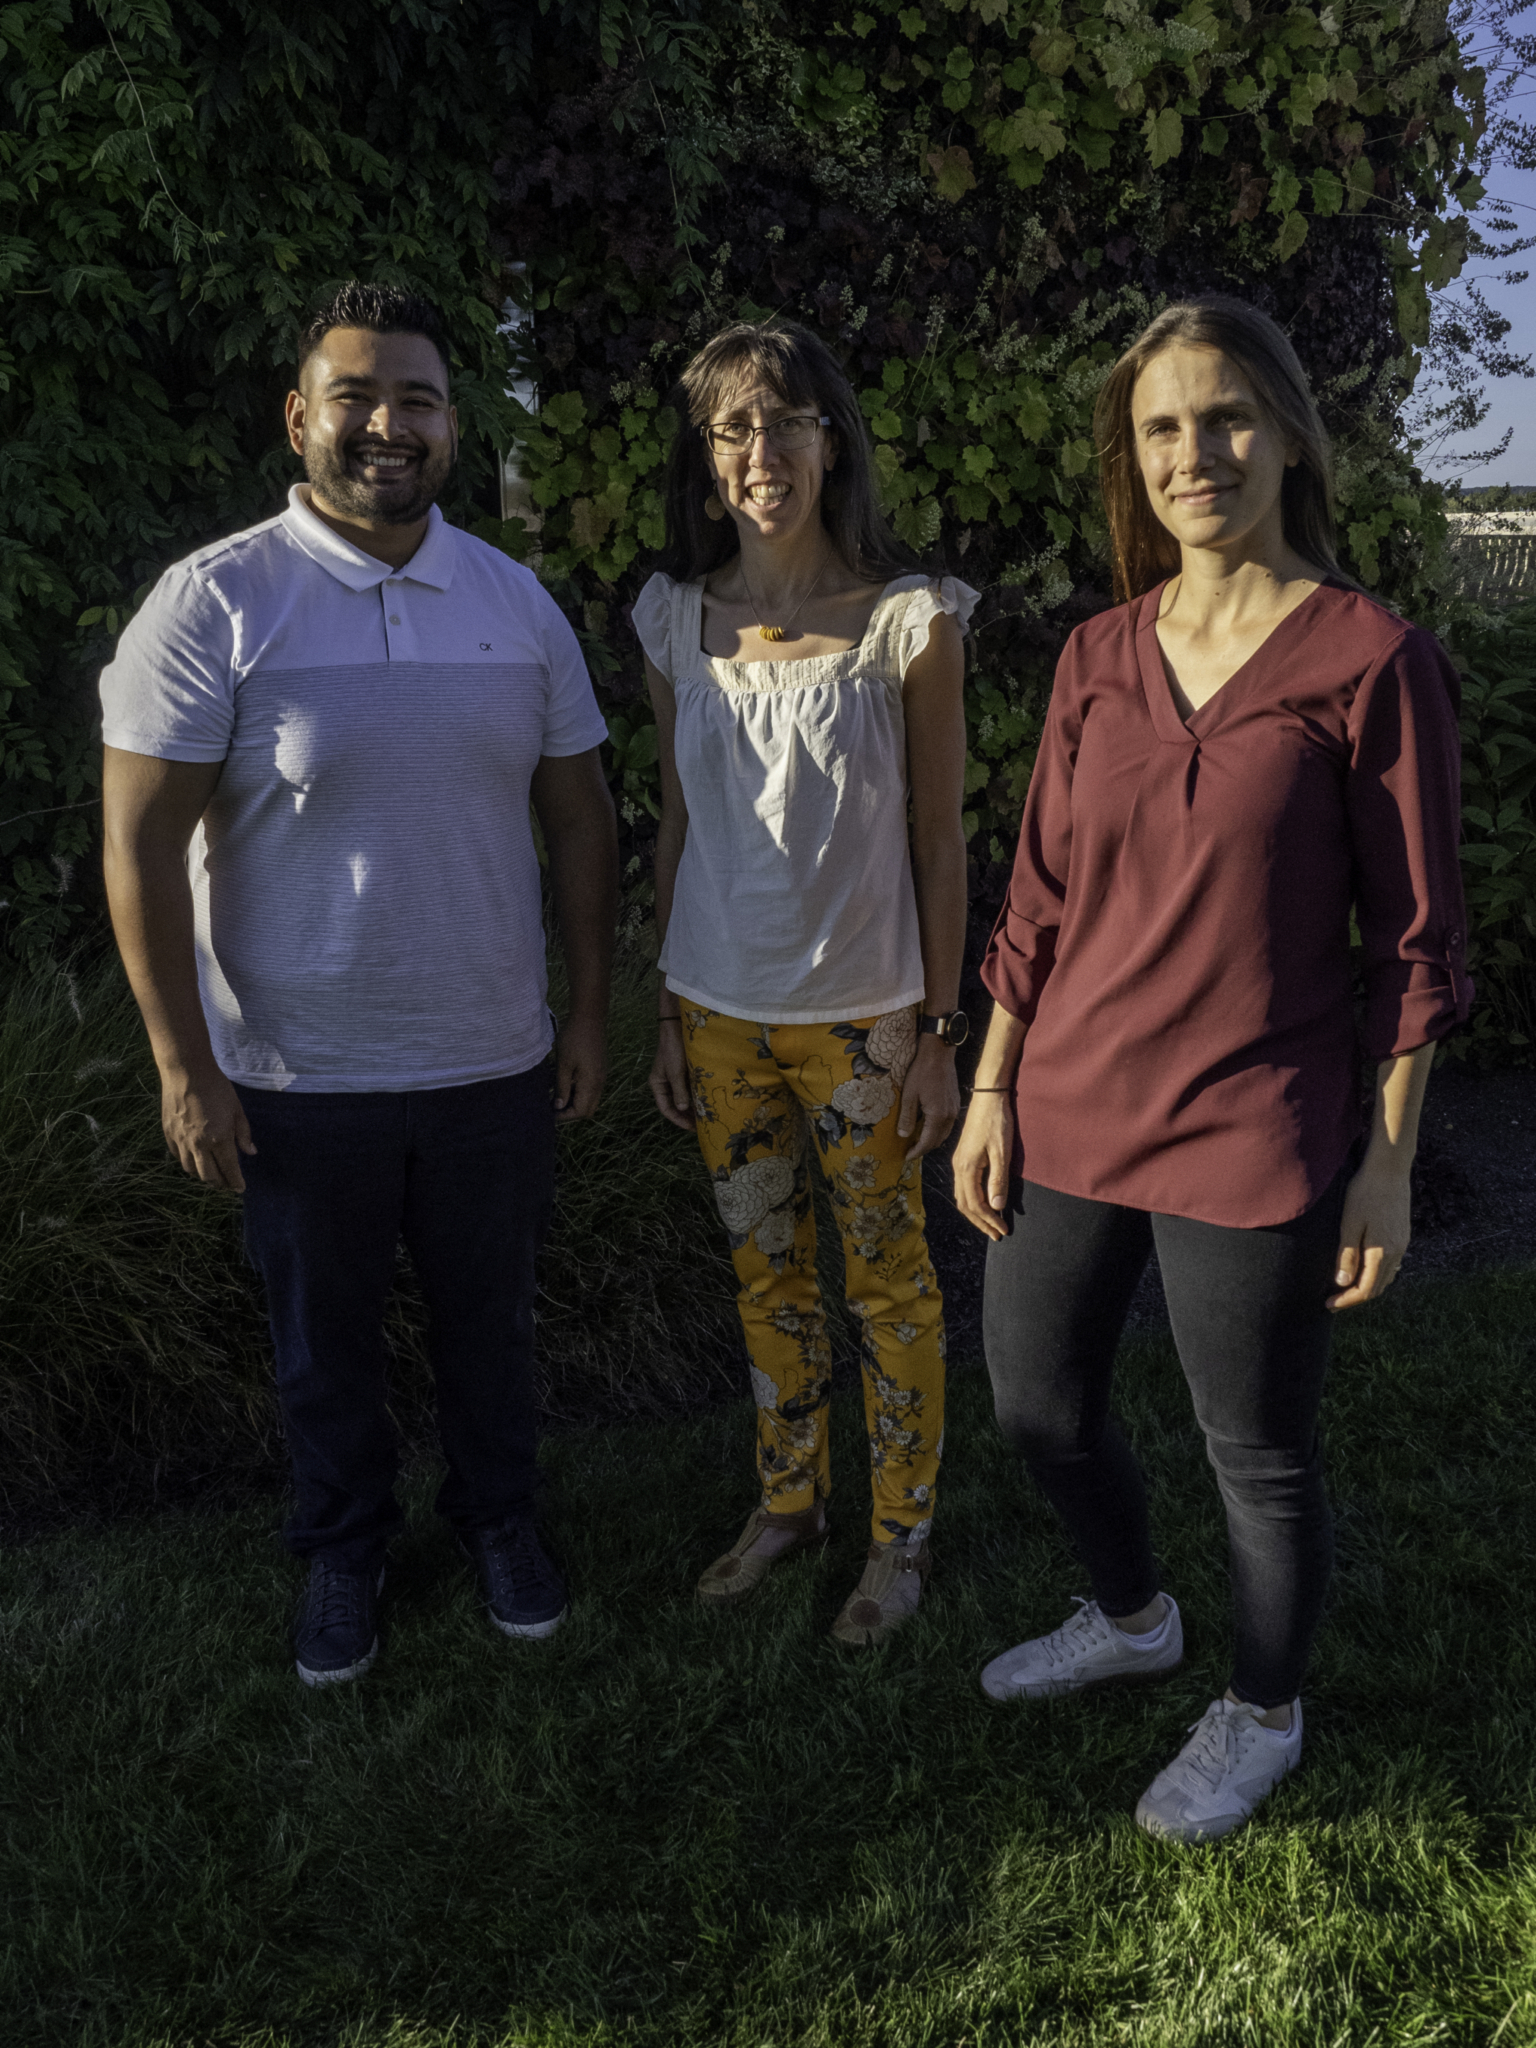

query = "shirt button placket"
(384, 579), (402, 657)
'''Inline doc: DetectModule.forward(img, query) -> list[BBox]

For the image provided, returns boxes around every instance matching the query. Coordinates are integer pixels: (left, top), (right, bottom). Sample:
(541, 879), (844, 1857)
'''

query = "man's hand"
(532, 749), (618, 1125)
(897, 1036), (961, 1162)
(648, 1018), (695, 1130)
(554, 1011), (607, 1122)
(161, 1066), (257, 1191)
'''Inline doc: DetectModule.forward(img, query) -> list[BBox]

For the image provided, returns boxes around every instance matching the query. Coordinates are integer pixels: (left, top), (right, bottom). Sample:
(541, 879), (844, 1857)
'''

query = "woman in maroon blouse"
(952, 297), (1471, 1844)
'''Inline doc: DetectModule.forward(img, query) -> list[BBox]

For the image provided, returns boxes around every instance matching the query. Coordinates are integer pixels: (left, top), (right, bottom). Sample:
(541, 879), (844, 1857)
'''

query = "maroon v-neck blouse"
(981, 581), (1472, 1227)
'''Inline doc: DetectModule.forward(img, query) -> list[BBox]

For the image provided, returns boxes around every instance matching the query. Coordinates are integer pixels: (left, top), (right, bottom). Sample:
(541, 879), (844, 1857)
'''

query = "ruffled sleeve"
(899, 576), (981, 678)
(630, 572), (675, 679)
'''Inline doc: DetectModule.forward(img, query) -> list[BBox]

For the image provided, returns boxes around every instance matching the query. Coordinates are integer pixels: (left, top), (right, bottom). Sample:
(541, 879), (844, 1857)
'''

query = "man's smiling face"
(286, 327), (459, 529)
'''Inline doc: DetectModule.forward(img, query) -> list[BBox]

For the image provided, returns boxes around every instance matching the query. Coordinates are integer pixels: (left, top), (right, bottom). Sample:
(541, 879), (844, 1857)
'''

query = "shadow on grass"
(4, 1270), (1535, 2047)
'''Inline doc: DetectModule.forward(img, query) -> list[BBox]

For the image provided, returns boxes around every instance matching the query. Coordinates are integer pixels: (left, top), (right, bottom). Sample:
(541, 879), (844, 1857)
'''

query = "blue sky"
(1426, 155), (1536, 483)
(1423, 9), (1536, 484)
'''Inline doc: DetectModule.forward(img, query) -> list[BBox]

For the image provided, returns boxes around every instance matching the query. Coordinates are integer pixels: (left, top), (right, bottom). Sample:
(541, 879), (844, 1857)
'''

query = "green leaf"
(1201, 119), (1228, 156)
(997, 106), (1067, 162)
(1394, 266), (1430, 348)
(1347, 157), (1376, 209)
(1074, 128), (1113, 170)
(871, 410), (903, 440)
(1144, 107), (1183, 169)
(1287, 70), (1330, 129)
(1267, 163), (1302, 216)
(1310, 166), (1344, 216)
(1015, 386), (1052, 440)
(625, 723), (659, 772)
(894, 497), (943, 551)
(949, 481), (993, 521)
(1274, 211), (1308, 261)
(1028, 27), (1076, 77)
(1419, 215), (1469, 291)
(927, 145), (978, 201)
(543, 391), (587, 436)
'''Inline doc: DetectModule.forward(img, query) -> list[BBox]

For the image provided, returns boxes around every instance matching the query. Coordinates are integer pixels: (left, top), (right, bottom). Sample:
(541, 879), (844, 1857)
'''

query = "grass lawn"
(6, 1270), (1536, 2048)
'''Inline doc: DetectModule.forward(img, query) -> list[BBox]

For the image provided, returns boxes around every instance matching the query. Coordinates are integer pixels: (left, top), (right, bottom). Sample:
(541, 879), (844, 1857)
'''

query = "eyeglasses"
(704, 413), (830, 454)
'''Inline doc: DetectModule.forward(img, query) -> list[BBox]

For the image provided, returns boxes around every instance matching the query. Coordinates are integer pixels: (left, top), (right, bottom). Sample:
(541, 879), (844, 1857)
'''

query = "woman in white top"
(635, 320), (975, 1645)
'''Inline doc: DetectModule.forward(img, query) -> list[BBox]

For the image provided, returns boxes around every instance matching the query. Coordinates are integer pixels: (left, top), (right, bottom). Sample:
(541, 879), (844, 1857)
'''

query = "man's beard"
(303, 436), (456, 526)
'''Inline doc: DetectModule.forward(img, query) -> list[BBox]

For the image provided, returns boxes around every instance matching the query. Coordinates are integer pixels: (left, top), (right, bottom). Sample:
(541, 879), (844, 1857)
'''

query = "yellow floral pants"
(682, 1005), (946, 1547)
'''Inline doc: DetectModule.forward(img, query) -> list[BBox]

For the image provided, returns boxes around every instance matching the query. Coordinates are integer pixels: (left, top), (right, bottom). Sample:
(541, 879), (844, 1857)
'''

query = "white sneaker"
(1135, 1696), (1303, 1843)
(979, 1595), (1183, 1702)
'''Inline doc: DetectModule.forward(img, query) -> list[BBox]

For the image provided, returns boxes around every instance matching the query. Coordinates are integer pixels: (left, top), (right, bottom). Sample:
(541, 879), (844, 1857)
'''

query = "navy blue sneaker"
(461, 1519), (568, 1639)
(294, 1557), (385, 1687)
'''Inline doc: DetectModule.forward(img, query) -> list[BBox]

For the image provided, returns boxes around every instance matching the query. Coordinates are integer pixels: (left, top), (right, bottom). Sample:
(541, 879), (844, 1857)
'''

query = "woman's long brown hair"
(1093, 296), (1350, 604)
(655, 320), (921, 585)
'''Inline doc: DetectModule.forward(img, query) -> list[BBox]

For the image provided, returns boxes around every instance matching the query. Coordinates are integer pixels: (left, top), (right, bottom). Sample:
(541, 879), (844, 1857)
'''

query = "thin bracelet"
(970, 1084), (1011, 1092)
(658, 1015), (683, 1027)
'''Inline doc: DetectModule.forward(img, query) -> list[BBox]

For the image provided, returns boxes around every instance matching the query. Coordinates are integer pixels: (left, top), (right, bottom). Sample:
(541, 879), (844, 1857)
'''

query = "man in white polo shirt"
(99, 283), (617, 1686)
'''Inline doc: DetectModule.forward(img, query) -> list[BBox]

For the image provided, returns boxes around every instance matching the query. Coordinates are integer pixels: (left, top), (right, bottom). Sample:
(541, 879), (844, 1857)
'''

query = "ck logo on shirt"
(480, 642), (492, 650)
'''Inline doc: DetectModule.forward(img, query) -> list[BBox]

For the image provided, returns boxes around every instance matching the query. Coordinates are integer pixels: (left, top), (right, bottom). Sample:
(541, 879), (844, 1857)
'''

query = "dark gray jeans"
(982, 1170), (1347, 1708)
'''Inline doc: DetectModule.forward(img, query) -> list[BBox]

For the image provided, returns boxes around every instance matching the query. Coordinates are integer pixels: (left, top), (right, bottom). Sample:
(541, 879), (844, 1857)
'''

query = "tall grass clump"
(0, 962), (273, 1514)
(0, 946), (742, 1514)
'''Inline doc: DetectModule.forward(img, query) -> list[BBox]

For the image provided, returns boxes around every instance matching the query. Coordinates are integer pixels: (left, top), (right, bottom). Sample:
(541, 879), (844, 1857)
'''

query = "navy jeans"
(982, 1171), (1347, 1709)
(237, 1068), (555, 1571)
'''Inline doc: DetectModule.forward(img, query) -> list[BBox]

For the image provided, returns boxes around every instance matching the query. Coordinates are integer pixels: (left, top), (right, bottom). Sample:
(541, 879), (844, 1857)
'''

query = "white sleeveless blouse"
(632, 570), (979, 1025)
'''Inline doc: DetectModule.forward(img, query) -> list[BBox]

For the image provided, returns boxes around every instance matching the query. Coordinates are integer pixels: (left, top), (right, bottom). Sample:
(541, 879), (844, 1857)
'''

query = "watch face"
(946, 1011), (970, 1046)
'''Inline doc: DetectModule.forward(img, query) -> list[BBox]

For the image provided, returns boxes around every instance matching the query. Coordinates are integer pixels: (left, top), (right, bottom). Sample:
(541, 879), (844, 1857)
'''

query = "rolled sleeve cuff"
(980, 910), (1058, 1027)
(1362, 959), (1475, 1061)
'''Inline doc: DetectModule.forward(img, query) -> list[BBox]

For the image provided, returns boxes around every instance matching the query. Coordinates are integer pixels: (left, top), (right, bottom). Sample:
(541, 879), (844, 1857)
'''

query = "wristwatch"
(919, 1010), (970, 1046)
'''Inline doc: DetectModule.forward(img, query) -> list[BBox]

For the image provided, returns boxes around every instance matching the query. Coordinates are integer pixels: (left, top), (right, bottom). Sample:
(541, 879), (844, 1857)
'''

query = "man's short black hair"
(296, 282), (452, 381)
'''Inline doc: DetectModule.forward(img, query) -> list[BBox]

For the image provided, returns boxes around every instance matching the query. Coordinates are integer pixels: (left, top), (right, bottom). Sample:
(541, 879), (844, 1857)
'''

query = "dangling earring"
(704, 487), (727, 522)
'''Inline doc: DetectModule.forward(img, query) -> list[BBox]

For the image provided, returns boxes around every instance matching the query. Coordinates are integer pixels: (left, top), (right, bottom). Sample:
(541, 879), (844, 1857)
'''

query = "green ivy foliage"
(499, 0), (1488, 862)
(5, 0), (1524, 1054)
(0, 0), (532, 958)
(1449, 598), (1536, 1058)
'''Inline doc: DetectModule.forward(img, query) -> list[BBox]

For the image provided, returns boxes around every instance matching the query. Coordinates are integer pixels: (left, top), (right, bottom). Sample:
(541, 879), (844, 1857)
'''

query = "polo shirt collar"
(281, 485), (457, 592)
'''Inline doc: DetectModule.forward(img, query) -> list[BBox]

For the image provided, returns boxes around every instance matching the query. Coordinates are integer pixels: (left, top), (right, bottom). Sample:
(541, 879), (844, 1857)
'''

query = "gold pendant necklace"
(740, 558), (825, 643)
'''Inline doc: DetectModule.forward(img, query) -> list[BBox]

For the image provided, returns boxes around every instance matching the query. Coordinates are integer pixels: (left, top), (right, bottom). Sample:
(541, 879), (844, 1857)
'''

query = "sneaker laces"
(308, 1560), (370, 1633)
(1035, 1596), (1116, 1672)
(481, 1521), (552, 1600)
(1175, 1699), (1262, 1793)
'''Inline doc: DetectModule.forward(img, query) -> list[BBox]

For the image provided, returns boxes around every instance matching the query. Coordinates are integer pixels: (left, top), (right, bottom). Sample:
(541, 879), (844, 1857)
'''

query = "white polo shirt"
(99, 486), (609, 1092)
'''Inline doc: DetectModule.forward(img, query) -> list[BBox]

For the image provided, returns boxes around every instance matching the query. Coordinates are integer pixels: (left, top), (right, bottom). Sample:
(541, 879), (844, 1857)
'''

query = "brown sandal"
(696, 1501), (828, 1606)
(830, 1538), (931, 1646)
